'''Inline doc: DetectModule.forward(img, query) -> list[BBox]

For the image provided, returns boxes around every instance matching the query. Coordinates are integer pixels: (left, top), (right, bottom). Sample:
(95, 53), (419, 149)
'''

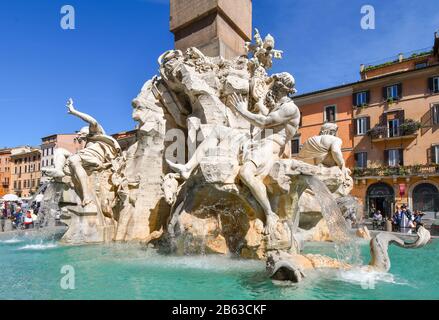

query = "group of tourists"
(391, 204), (424, 234)
(371, 204), (424, 234)
(0, 201), (40, 232)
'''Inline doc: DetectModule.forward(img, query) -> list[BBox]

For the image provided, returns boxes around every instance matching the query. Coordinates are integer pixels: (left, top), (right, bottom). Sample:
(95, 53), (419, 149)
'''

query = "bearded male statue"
(167, 72), (301, 235)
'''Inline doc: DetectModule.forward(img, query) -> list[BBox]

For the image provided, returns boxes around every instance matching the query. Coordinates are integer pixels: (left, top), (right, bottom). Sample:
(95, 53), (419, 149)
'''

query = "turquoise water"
(0, 237), (438, 300)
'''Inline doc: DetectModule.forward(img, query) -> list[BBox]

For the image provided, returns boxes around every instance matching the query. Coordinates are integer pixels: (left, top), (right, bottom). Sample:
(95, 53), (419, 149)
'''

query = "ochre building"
(295, 31), (439, 218)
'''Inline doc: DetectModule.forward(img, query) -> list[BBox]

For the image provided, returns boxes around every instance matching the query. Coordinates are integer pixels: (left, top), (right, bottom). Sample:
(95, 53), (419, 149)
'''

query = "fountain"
(30, 29), (430, 286)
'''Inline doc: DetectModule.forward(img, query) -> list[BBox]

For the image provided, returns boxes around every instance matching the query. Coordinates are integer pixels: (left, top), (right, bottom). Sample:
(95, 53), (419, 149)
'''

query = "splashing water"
(17, 240), (58, 251)
(0, 238), (23, 244)
(37, 182), (62, 228)
(302, 176), (362, 265)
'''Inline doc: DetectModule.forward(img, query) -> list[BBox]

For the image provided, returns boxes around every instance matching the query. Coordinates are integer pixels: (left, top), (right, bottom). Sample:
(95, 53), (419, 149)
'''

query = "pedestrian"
(372, 210), (383, 230)
(392, 206), (401, 232)
(24, 210), (34, 229)
(400, 204), (414, 234)
(369, 205), (376, 218)
(0, 203), (6, 232)
(414, 210), (424, 228)
(31, 210), (38, 228)
(12, 206), (24, 229)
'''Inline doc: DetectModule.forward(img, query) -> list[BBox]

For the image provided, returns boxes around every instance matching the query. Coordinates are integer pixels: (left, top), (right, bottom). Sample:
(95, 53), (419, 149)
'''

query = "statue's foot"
(264, 213), (279, 235)
(166, 160), (191, 180)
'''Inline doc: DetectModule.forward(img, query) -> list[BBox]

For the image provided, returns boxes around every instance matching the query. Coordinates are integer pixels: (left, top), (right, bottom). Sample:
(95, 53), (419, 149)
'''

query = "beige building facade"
(10, 147), (42, 198)
(0, 148), (11, 197)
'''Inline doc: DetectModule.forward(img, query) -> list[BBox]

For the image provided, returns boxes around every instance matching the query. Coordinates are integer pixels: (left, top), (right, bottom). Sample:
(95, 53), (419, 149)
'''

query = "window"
(354, 91), (369, 107)
(355, 152), (367, 168)
(415, 62), (428, 69)
(291, 138), (300, 155)
(432, 77), (439, 94)
(384, 84), (402, 100)
(433, 104), (439, 125)
(324, 105), (336, 122)
(355, 117), (369, 135)
(432, 145), (439, 164)
(386, 149), (403, 167)
(388, 118), (400, 137)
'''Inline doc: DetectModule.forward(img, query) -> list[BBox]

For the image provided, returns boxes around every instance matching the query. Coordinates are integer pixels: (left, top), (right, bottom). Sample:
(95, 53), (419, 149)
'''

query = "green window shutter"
(397, 83), (403, 100)
(428, 77), (434, 93)
(431, 146), (437, 164)
(366, 90), (370, 104)
(399, 149), (404, 166)
(382, 86), (388, 100)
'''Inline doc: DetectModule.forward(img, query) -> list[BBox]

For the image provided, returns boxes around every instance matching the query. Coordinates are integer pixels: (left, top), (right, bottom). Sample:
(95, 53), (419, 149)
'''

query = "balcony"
(353, 164), (439, 179)
(367, 120), (421, 142)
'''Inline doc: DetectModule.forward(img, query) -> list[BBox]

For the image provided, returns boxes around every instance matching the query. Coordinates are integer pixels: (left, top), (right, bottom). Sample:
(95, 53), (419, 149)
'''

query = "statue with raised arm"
(167, 72), (301, 235)
(230, 72), (300, 235)
(66, 98), (121, 207)
(45, 99), (121, 209)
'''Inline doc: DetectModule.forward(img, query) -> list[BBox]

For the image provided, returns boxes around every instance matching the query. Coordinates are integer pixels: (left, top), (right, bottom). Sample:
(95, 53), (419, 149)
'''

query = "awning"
(2, 194), (20, 202)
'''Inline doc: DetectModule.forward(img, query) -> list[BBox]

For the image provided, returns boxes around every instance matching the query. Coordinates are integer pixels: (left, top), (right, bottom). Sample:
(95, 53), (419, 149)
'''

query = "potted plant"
(387, 96), (395, 104)
(367, 125), (387, 139)
(400, 119), (421, 135)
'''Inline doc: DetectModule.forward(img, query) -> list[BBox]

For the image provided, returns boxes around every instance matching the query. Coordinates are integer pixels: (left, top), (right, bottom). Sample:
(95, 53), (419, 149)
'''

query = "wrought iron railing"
(352, 164), (439, 177)
(367, 120), (421, 140)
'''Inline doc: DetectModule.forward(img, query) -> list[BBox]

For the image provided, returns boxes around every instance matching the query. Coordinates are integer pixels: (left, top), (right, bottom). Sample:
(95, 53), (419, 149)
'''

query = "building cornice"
(294, 64), (439, 103)
(295, 86), (353, 106)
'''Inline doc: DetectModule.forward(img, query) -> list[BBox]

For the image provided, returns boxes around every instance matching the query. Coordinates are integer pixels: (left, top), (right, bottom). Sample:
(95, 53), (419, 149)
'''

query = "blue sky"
(1, 0), (438, 147)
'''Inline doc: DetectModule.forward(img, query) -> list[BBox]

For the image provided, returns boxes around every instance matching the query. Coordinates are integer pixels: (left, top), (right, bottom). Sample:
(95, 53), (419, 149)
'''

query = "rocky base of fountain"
(34, 31), (432, 284)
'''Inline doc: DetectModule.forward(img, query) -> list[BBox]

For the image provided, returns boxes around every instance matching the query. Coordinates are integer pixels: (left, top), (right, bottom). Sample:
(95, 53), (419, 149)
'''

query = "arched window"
(413, 183), (439, 212)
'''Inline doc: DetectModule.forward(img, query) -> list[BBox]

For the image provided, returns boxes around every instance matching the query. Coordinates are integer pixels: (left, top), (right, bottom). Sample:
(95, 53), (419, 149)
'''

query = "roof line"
(294, 63), (439, 99)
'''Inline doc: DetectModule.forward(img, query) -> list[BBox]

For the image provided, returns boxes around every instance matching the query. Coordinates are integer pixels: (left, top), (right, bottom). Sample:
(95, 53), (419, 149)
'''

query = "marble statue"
(44, 99), (121, 210)
(167, 72), (301, 235)
(38, 28), (430, 282)
(268, 226), (431, 283)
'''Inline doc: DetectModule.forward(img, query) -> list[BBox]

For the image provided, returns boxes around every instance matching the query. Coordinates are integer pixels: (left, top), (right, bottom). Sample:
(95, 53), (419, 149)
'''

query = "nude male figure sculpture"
(167, 72), (301, 235)
(43, 99), (121, 208)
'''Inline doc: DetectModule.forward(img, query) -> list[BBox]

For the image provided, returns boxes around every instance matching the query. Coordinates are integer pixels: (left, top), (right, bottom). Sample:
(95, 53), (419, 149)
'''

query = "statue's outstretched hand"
(66, 98), (75, 114)
(230, 93), (248, 113)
